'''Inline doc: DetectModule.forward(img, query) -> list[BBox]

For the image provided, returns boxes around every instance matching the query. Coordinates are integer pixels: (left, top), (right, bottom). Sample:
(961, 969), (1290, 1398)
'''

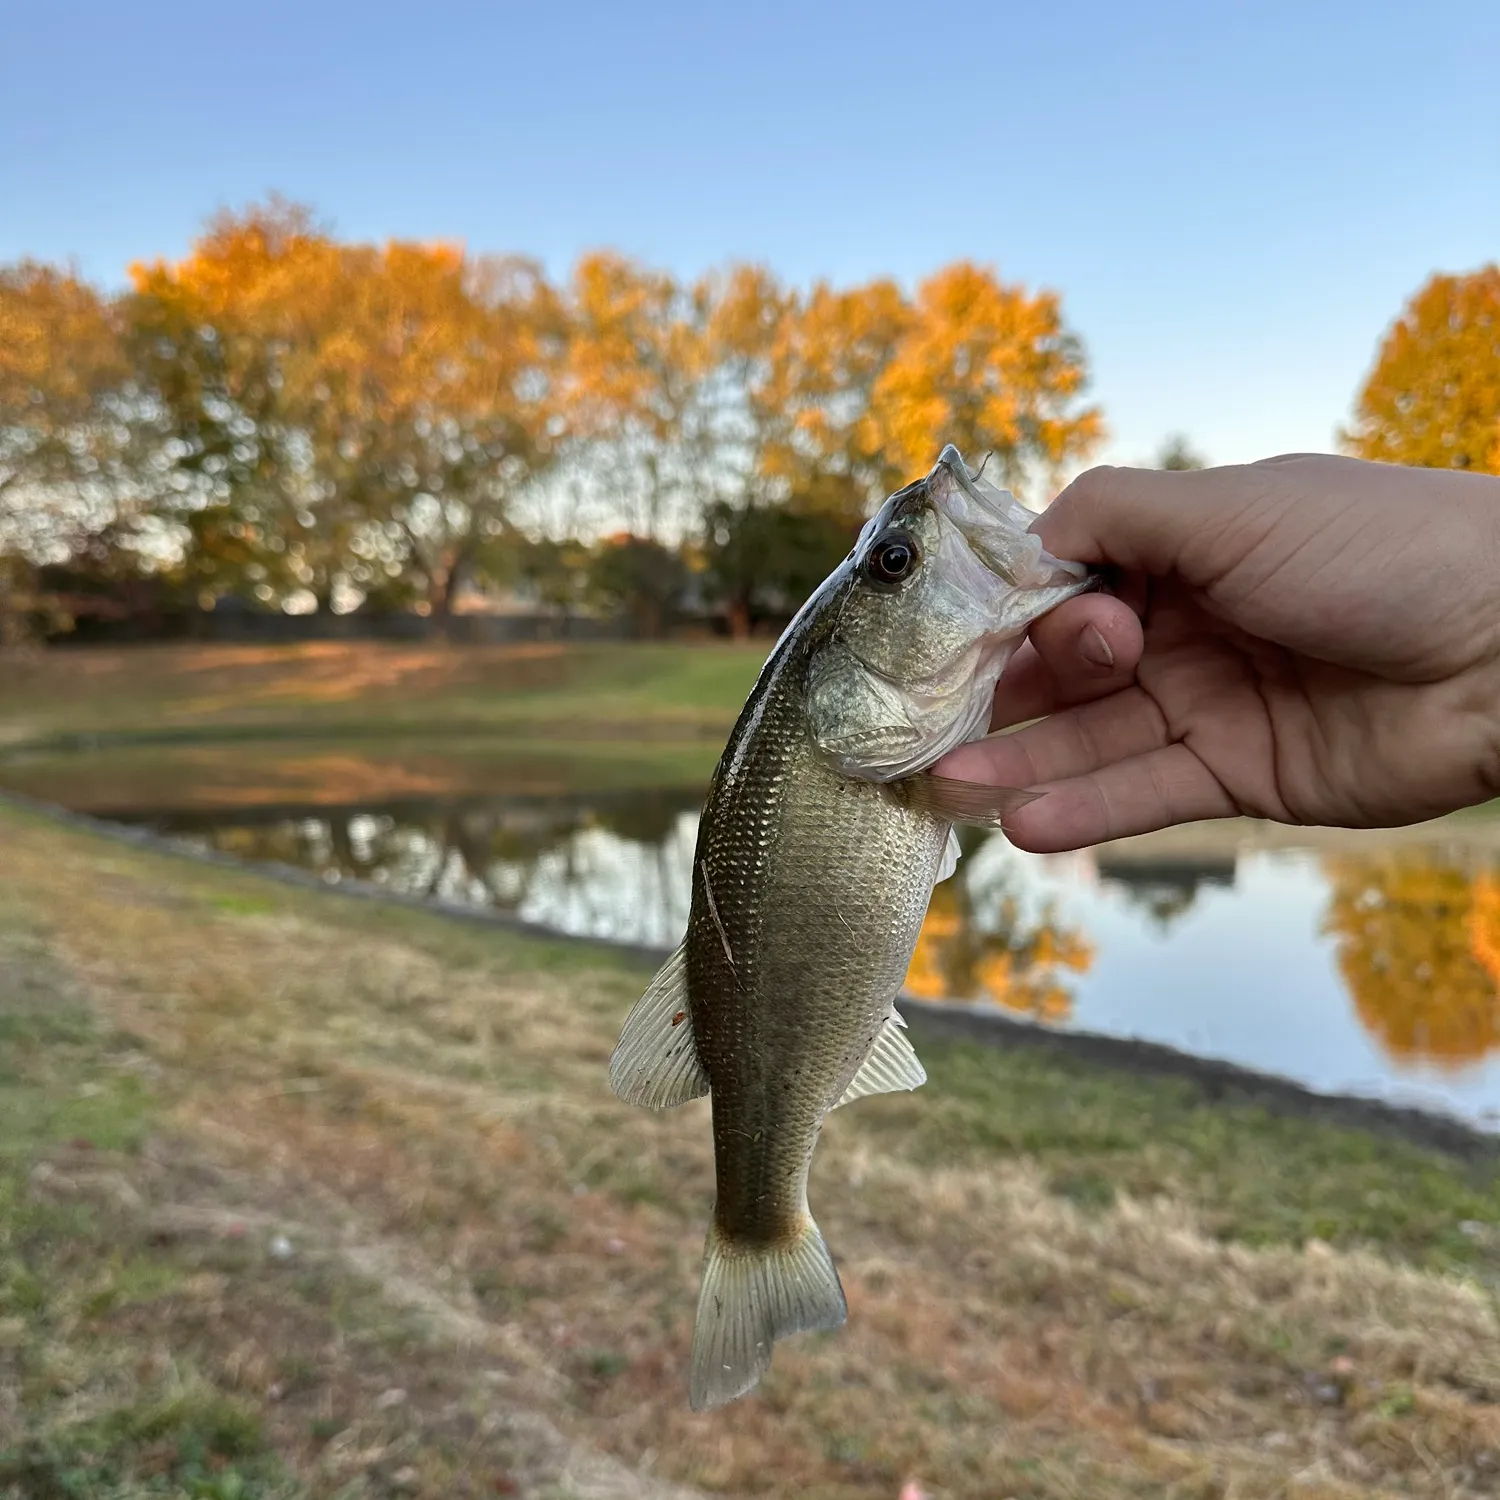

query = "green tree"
(1154, 434), (1206, 470)
(699, 499), (856, 637)
(1342, 265), (1500, 474)
(587, 534), (690, 638)
(513, 534), (591, 615)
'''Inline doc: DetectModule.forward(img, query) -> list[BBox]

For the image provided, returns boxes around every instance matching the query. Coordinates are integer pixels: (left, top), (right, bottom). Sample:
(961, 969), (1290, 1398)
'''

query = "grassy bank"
(0, 737), (724, 815)
(0, 642), (769, 752)
(4, 803), (1500, 1497)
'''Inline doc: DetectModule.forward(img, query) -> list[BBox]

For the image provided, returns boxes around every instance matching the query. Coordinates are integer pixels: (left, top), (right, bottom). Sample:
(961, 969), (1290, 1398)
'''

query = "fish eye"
(864, 529), (920, 588)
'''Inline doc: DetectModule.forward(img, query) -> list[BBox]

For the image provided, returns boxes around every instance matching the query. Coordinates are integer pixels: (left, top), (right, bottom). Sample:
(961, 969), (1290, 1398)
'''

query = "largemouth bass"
(609, 445), (1094, 1409)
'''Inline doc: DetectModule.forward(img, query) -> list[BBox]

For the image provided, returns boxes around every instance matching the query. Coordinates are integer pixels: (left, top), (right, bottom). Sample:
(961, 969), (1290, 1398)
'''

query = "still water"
(94, 781), (1500, 1133)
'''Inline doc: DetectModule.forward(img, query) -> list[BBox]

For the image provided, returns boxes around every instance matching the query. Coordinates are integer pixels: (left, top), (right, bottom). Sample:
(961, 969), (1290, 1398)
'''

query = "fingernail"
(1080, 624), (1114, 669)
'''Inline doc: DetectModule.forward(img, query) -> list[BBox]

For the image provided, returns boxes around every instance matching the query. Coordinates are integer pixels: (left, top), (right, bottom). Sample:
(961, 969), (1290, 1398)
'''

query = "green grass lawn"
(0, 640), (765, 813)
(3, 802), (1500, 1498)
(0, 641), (769, 752)
(0, 736), (725, 814)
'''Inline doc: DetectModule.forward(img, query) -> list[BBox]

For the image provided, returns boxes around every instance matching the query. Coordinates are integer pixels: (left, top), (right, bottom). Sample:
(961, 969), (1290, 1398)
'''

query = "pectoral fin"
(608, 943), (710, 1109)
(899, 772), (1041, 828)
(834, 1011), (927, 1108)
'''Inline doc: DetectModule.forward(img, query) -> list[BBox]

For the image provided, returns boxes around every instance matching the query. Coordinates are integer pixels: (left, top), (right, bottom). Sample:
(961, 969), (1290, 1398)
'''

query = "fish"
(608, 445), (1096, 1410)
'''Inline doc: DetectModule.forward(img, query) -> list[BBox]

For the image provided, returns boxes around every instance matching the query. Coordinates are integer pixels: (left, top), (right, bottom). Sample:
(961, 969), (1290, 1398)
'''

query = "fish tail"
(688, 1214), (847, 1411)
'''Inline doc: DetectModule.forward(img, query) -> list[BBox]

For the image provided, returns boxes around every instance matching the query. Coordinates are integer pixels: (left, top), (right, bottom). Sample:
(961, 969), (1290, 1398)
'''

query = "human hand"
(938, 454), (1500, 851)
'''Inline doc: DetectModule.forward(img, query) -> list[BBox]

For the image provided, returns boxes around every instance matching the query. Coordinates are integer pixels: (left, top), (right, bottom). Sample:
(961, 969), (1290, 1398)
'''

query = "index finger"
(1031, 464), (1230, 582)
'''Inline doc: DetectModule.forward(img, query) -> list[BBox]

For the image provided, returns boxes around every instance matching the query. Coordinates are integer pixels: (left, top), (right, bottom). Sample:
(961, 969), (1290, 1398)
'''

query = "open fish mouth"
(810, 445), (1099, 785)
(926, 444), (1094, 591)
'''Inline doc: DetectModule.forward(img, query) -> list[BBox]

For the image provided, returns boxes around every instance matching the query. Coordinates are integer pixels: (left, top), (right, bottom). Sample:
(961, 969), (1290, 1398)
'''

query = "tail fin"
(688, 1215), (847, 1411)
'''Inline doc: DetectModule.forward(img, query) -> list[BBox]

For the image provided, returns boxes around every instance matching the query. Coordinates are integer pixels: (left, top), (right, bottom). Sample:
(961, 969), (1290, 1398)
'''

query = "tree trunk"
(0, 576), (21, 649)
(0, 559), (38, 647)
(430, 546), (474, 641)
(428, 563), (460, 641)
(725, 596), (752, 641)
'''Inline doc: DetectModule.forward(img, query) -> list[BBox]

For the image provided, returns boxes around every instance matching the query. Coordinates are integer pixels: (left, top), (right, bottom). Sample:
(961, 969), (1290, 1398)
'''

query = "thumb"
(1030, 464), (1227, 578)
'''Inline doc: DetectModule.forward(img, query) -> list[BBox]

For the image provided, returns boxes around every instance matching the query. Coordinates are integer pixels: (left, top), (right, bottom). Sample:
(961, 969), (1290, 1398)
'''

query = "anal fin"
(608, 942), (710, 1109)
(834, 1010), (926, 1108)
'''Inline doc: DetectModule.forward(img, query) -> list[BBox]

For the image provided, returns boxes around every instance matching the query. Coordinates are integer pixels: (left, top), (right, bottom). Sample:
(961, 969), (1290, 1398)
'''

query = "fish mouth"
(927, 445), (1095, 592)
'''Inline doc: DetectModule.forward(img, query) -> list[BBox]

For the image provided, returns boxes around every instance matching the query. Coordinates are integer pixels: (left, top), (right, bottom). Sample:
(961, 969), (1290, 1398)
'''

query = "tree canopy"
(1343, 264), (1500, 474)
(1153, 435), (1206, 470)
(0, 197), (1108, 638)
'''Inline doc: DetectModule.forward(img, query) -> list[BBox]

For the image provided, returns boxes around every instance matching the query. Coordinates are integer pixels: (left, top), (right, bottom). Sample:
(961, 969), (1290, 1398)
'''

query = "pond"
(11, 742), (1500, 1133)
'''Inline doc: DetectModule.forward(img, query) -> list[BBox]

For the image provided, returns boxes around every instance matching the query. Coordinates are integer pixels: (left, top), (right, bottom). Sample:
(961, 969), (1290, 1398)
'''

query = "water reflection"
(1323, 853), (1500, 1071)
(153, 791), (701, 947)
(107, 786), (1500, 1127)
(905, 830), (1092, 1022)
(1093, 854), (1236, 932)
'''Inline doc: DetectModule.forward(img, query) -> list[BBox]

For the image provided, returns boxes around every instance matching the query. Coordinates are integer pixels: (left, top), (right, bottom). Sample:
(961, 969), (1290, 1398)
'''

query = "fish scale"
(607, 445), (1096, 1409)
(690, 636), (946, 1254)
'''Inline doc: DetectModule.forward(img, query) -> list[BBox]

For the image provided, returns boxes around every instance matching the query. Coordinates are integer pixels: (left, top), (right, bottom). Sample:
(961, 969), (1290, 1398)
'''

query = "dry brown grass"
(5, 803), (1500, 1497)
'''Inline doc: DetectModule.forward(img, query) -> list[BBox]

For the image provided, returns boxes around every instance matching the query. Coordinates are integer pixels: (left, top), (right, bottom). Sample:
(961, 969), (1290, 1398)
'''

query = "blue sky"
(2, 0), (1496, 480)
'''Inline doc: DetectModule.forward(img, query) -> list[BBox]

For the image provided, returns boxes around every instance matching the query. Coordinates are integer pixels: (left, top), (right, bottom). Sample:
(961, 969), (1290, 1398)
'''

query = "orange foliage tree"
(1322, 853), (1500, 1068)
(1342, 265), (1500, 474)
(130, 199), (565, 617)
(2, 199), (1106, 633)
(696, 265), (871, 634)
(870, 262), (1104, 497)
(563, 252), (1103, 633)
(560, 251), (718, 540)
(0, 262), (136, 636)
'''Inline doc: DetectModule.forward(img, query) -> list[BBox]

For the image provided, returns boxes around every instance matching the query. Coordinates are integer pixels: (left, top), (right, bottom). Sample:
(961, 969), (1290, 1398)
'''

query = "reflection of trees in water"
(588, 791), (694, 846)
(193, 800), (1098, 982)
(1323, 853), (1500, 1069)
(189, 794), (700, 947)
(904, 832), (1093, 1022)
(1094, 856), (1236, 932)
